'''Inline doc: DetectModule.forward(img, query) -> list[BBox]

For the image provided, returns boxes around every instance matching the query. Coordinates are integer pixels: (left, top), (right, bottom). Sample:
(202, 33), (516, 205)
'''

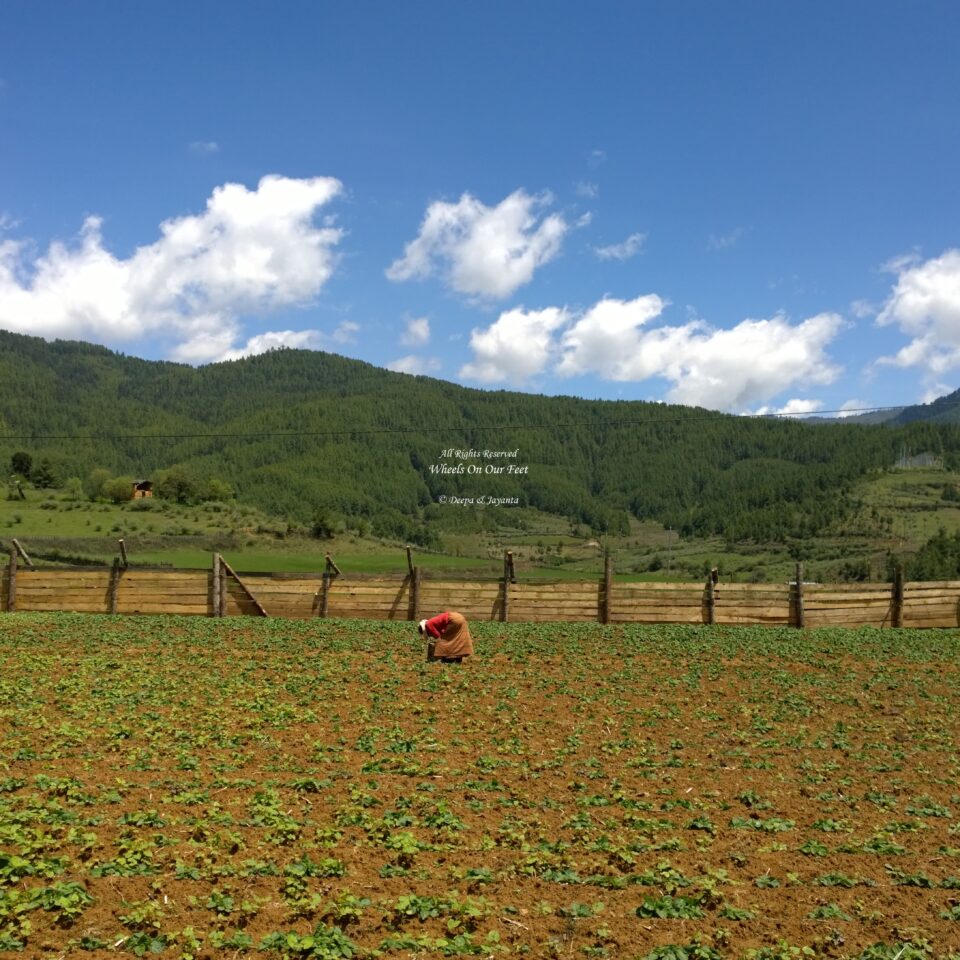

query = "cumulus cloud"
(387, 355), (442, 375)
(459, 306), (569, 383)
(386, 190), (568, 299)
(593, 232), (646, 262)
(401, 316), (430, 347)
(556, 296), (669, 379)
(212, 329), (322, 363)
(753, 398), (824, 417)
(460, 296), (844, 411)
(0, 174), (344, 363)
(876, 249), (960, 375)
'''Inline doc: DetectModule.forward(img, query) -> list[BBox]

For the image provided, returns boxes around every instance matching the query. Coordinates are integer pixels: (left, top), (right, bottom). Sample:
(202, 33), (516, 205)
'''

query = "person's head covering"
(418, 619), (427, 635)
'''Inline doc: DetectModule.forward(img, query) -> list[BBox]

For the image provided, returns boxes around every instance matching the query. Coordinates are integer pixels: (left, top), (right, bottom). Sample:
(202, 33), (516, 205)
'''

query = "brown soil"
(1, 616), (959, 958)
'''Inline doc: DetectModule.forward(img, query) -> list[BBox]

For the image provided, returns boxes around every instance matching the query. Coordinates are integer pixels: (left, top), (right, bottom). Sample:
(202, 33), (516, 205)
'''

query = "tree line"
(3, 329), (960, 547)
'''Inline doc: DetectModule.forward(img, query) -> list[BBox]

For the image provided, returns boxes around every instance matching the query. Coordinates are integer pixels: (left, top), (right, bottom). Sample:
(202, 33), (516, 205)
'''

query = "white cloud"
(459, 306), (569, 383)
(189, 140), (220, 156)
(922, 383), (955, 404)
(836, 399), (870, 417)
(588, 149), (606, 168)
(593, 232), (646, 262)
(0, 174), (344, 363)
(386, 189), (569, 299)
(849, 299), (877, 319)
(881, 250), (922, 274)
(575, 181), (599, 199)
(461, 296), (844, 411)
(401, 316), (430, 347)
(659, 314), (843, 410)
(557, 296), (668, 379)
(213, 328), (322, 363)
(707, 227), (747, 251)
(876, 249), (960, 376)
(331, 320), (359, 344)
(387, 355), (442, 375)
(753, 398), (824, 417)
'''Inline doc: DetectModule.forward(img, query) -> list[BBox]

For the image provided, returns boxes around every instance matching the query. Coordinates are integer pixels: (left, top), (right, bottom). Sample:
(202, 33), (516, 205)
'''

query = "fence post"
(220, 564), (228, 616)
(601, 553), (613, 624)
(320, 573), (330, 617)
(502, 551), (513, 622)
(704, 574), (716, 625)
(892, 563), (905, 628)
(11, 539), (32, 566)
(7, 546), (16, 612)
(211, 553), (222, 617)
(318, 554), (341, 619)
(406, 546), (420, 621)
(109, 556), (121, 614)
(793, 562), (805, 628)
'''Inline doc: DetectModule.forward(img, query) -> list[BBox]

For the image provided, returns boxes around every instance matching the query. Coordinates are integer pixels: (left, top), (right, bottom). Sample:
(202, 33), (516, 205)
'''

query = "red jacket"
(423, 611), (451, 639)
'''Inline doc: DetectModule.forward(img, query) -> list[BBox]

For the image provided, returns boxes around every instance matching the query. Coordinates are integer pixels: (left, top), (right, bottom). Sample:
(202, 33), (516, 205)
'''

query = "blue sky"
(1, 1), (959, 414)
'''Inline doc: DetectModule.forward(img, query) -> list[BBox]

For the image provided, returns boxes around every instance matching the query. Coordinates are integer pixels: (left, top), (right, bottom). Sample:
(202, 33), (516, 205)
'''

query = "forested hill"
(888, 388), (960, 426)
(2, 329), (959, 544)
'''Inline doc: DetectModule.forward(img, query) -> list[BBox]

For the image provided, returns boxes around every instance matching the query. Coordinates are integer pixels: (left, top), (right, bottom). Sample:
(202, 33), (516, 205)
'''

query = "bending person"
(417, 611), (474, 663)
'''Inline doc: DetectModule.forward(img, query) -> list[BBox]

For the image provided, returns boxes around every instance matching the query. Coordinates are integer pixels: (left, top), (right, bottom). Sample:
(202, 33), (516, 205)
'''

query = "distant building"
(131, 480), (153, 499)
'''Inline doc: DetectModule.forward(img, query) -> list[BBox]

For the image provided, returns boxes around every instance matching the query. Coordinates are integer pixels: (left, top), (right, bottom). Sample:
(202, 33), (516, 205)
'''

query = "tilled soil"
(1, 615), (959, 958)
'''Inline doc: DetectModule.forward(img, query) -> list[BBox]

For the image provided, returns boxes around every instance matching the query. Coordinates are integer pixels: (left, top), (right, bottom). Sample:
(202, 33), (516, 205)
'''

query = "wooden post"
(406, 545), (419, 621)
(892, 563), (905, 628)
(7, 546), (16, 612)
(502, 550), (512, 622)
(320, 572), (330, 617)
(212, 553), (222, 617)
(601, 553), (613, 624)
(220, 567), (228, 616)
(411, 567), (420, 622)
(11, 539), (32, 566)
(220, 557), (268, 617)
(793, 562), (805, 628)
(117, 538), (128, 568)
(109, 557), (121, 614)
(704, 574), (716, 625)
(319, 554), (340, 619)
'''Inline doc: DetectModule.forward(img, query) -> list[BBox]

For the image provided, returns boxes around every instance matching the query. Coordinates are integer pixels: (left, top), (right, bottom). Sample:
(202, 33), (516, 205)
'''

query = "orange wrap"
(427, 611), (474, 660)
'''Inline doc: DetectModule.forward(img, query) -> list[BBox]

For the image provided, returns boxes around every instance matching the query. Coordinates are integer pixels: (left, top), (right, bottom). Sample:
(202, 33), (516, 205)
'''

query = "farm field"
(2, 616), (960, 959)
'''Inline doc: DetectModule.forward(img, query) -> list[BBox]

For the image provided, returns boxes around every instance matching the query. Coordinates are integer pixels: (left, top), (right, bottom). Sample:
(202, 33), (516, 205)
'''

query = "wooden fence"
(2, 548), (959, 628)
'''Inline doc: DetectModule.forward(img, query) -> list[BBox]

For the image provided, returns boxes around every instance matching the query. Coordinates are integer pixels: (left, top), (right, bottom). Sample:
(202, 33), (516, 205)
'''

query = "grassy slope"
(3, 462), (960, 582)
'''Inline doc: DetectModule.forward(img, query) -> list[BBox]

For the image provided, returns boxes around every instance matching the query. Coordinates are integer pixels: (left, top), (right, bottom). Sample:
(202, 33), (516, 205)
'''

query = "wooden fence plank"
(3, 565), (960, 628)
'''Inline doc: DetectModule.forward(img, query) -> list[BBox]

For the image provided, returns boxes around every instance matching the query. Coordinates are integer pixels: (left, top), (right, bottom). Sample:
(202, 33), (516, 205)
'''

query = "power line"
(0, 403), (951, 443)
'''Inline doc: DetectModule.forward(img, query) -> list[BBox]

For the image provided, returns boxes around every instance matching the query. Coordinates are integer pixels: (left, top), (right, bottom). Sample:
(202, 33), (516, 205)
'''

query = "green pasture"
(3, 465), (960, 583)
